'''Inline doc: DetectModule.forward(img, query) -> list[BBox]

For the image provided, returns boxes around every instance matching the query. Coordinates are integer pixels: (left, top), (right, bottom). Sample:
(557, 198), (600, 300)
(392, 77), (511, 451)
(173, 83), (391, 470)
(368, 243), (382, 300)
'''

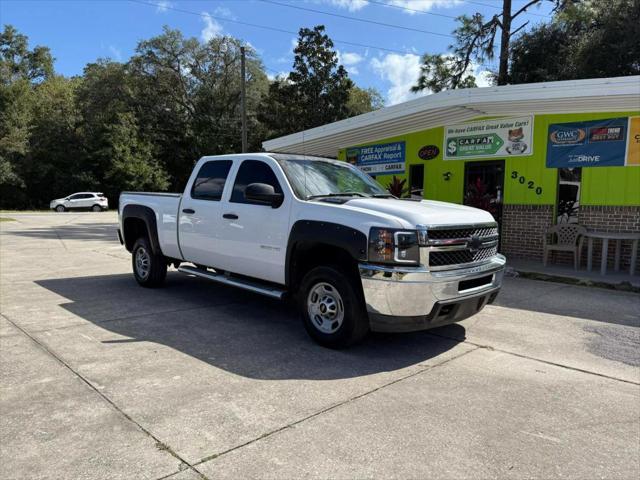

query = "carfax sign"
(346, 141), (405, 175)
(546, 117), (628, 168)
(444, 116), (533, 160)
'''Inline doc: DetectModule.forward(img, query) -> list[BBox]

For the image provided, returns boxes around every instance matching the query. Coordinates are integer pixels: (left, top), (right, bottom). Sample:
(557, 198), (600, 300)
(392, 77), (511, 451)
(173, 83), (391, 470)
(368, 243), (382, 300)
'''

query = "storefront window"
(557, 168), (581, 223)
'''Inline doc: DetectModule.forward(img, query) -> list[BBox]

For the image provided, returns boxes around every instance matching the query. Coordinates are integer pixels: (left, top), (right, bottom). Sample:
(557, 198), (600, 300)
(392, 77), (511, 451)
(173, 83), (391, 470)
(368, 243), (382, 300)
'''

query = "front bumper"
(359, 254), (506, 332)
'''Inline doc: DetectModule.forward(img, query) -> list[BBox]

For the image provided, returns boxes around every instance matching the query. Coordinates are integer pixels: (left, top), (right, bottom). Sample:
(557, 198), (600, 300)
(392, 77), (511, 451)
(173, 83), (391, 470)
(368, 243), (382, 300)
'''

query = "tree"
(509, 0), (640, 83)
(261, 25), (355, 139)
(0, 24), (55, 207)
(413, 0), (565, 92)
(129, 28), (268, 188)
(347, 86), (384, 115)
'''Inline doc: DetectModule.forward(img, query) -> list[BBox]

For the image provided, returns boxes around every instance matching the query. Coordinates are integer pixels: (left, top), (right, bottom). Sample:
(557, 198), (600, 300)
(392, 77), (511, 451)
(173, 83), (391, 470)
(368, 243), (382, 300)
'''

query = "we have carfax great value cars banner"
(444, 116), (533, 160)
(546, 116), (639, 168)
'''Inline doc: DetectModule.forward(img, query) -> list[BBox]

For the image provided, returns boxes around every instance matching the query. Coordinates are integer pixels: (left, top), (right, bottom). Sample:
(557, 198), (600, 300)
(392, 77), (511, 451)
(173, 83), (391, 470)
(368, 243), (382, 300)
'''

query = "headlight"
(368, 227), (420, 265)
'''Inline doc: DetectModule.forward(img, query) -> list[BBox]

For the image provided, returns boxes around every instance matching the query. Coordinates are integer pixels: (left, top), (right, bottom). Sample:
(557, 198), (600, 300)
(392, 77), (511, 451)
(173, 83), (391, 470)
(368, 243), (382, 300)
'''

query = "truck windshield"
(274, 156), (389, 200)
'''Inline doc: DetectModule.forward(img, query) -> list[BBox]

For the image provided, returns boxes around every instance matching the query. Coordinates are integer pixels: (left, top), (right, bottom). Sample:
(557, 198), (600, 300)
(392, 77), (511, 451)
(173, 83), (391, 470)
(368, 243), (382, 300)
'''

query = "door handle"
(182, 208), (195, 214)
(223, 213), (238, 220)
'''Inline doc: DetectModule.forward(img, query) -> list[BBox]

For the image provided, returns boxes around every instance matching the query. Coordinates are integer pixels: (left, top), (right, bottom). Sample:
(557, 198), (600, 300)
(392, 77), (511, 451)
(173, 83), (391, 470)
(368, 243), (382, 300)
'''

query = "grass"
(0, 210), (49, 213)
(0, 217), (16, 222)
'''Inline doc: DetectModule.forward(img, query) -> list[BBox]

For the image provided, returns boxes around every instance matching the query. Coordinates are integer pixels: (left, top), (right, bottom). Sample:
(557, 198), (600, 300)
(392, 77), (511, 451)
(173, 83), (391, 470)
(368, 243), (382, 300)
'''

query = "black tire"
(132, 237), (167, 287)
(298, 265), (369, 348)
(91, 204), (102, 212)
(55, 205), (65, 212)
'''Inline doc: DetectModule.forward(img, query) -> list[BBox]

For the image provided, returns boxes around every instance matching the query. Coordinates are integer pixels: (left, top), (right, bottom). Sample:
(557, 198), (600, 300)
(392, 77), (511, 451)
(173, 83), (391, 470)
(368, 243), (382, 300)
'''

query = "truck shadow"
(35, 272), (464, 381)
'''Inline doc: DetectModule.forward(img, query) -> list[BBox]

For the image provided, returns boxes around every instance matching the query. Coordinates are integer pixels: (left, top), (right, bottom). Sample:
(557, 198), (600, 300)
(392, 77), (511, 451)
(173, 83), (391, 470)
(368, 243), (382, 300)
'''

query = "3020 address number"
(511, 171), (543, 195)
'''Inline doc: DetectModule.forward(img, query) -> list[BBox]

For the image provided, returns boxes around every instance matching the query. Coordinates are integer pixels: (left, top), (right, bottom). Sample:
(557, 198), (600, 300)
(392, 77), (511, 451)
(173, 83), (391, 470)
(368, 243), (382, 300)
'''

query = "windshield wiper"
(371, 193), (395, 198)
(306, 192), (370, 200)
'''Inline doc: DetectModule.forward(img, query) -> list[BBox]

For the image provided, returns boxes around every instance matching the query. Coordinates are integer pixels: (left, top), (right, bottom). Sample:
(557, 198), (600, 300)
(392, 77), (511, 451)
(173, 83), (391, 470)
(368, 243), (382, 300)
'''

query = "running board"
(177, 265), (285, 300)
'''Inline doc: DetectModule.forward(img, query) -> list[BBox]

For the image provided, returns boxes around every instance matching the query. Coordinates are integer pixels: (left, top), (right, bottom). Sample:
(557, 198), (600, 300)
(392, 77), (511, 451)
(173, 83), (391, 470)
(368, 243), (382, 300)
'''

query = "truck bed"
(119, 191), (183, 259)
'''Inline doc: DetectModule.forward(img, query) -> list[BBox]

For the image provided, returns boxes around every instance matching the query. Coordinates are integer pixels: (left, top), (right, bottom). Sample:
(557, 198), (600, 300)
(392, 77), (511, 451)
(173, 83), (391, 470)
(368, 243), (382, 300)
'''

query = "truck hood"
(344, 198), (496, 228)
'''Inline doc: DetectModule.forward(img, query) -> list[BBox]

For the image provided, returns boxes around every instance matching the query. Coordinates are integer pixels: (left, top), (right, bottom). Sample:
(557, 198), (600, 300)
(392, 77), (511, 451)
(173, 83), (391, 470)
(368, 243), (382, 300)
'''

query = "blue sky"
(1, 0), (555, 105)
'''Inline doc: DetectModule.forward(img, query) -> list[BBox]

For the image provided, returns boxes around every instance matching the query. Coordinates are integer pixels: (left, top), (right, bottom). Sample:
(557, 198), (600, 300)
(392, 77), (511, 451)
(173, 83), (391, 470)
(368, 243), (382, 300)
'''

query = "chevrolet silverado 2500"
(118, 153), (506, 348)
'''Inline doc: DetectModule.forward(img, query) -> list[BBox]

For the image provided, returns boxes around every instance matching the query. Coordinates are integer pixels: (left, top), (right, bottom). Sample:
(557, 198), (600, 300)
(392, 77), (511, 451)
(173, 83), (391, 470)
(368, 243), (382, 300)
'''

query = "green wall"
(339, 111), (640, 207)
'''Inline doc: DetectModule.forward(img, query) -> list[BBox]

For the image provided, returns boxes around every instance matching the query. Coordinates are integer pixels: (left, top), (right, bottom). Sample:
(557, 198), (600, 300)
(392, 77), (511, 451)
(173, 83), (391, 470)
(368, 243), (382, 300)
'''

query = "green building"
(263, 76), (640, 272)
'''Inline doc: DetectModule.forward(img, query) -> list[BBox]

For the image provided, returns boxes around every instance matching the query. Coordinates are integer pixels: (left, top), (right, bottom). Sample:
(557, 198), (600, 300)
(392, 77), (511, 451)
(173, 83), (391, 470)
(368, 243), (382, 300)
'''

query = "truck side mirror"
(245, 183), (283, 208)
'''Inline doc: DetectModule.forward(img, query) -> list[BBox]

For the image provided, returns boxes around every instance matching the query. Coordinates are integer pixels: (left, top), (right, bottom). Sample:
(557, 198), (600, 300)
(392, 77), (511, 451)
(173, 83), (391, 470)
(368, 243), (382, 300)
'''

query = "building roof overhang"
(262, 76), (640, 157)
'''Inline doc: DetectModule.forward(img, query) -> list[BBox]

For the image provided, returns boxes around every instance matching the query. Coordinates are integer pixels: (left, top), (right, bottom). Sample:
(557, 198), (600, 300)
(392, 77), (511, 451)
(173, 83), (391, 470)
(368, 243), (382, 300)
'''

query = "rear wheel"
(299, 265), (369, 348)
(132, 237), (167, 287)
(55, 205), (65, 212)
(91, 204), (102, 212)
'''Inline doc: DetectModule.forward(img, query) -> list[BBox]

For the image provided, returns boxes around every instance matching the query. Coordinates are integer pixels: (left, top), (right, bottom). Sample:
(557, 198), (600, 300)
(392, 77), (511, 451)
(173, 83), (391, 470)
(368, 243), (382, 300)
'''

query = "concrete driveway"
(1, 212), (638, 480)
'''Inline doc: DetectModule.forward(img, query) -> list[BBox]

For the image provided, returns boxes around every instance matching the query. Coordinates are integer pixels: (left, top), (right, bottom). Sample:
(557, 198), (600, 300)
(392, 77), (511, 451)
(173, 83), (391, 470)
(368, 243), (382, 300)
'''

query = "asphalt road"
(1, 212), (639, 480)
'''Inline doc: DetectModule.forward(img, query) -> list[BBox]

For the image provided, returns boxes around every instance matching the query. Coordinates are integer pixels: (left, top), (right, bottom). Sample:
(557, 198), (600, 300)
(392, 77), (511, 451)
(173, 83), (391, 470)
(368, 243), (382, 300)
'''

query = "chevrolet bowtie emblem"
(468, 236), (483, 252)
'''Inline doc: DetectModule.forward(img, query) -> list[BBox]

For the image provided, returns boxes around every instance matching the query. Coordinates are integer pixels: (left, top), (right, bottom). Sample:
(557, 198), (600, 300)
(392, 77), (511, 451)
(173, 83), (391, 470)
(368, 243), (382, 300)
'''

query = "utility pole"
(240, 46), (248, 153)
(497, 0), (512, 86)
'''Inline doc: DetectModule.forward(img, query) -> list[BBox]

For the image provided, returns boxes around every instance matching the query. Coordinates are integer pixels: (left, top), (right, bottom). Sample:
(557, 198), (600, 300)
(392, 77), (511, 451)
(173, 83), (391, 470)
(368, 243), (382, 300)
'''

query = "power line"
(128, 0), (426, 55)
(128, 0), (498, 70)
(363, 0), (458, 18)
(459, 0), (552, 18)
(259, 0), (454, 38)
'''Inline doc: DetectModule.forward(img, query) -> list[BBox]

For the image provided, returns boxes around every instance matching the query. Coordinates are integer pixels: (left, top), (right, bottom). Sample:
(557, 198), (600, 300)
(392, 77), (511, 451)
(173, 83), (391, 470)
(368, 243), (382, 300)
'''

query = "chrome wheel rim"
(56, 206), (64, 212)
(307, 282), (344, 334)
(92, 205), (101, 212)
(135, 246), (151, 279)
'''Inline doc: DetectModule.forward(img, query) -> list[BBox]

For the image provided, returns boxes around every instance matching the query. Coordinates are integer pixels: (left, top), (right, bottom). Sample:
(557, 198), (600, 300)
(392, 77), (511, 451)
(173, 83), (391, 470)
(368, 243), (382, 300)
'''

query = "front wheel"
(132, 237), (167, 287)
(55, 205), (65, 212)
(91, 204), (102, 212)
(299, 265), (369, 348)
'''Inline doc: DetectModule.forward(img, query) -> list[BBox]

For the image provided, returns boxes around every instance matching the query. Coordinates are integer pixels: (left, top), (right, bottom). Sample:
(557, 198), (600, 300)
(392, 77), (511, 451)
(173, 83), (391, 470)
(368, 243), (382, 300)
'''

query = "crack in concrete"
(191, 346), (480, 468)
(425, 331), (640, 386)
(1, 312), (210, 480)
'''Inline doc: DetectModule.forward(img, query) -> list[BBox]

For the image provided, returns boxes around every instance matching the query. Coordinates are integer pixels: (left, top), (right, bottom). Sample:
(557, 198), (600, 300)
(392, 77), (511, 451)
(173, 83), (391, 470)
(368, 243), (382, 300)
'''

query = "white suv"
(50, 192), (109, 212)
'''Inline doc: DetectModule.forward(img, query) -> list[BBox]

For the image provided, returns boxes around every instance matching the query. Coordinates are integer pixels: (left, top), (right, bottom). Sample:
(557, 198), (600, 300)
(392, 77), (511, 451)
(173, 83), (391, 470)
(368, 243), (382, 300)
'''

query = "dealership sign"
(444, 116), (533, 160)
(346, 141), (406, 175)
(546, 117), (629, 168)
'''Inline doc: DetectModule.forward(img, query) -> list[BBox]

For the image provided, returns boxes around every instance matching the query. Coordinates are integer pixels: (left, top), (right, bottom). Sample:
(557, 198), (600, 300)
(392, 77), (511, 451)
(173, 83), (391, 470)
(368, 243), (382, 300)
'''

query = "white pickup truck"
(118, 153), (505, 348)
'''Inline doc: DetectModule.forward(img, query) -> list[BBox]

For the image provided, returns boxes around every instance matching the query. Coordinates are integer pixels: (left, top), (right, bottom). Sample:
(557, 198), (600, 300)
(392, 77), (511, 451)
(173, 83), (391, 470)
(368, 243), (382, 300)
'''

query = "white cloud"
(322, 0), (460, 13)
(338, 51), (364, 66)
(370, 53), (425, 105)
(472, 63), (494, 88)
(337, 50), (364, 75)
(213, 6), (236, 20)
(108, 45), (122, 62)
(155, 1), (171, 13)
(201, 12), (223, 42)
(267, 71), (289, 81)
(386, 0), (461, 14)
(322, 0), (368, 11)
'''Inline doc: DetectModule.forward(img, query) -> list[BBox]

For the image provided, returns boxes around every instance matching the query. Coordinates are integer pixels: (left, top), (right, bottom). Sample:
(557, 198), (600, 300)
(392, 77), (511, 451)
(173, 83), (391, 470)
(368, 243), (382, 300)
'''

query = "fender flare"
(285, 220), (368, 287)
(121, 204), (163, 255)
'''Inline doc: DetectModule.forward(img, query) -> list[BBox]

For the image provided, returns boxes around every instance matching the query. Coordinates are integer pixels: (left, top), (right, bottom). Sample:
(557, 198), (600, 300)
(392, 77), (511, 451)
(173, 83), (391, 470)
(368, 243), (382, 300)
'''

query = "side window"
(230, 160), (283, 205)
(69, 194), (82, 200)
(191, 160), (233, 201)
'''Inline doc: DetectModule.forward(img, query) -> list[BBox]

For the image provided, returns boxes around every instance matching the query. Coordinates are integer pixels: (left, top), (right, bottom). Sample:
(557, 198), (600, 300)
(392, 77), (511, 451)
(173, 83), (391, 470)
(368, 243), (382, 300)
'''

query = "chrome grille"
(422, 223), (499, 270)
(426, 226), (498, 241)
(429, 245), (498, 267)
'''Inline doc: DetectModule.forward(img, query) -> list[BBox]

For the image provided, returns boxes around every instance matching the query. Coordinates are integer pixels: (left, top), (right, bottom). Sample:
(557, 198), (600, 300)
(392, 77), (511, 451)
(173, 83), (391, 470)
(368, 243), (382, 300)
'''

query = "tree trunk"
(498, 0), (512, 85)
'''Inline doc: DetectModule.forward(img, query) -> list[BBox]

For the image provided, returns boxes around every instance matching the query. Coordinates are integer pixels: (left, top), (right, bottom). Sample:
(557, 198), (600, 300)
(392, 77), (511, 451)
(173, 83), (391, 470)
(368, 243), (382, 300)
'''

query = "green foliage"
(412, 54), (477, 93)
(386, 176), (408, 198)
(0, 24), (378, 208)
(347, 86), (384, 115)
(261, 25), (376, 139)
(509, 0), (640, 83)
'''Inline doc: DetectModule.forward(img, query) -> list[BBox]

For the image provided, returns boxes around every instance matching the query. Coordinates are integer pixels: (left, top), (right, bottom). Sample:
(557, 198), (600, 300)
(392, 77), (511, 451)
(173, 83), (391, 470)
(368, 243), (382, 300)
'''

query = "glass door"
(463, 160), (505, 227)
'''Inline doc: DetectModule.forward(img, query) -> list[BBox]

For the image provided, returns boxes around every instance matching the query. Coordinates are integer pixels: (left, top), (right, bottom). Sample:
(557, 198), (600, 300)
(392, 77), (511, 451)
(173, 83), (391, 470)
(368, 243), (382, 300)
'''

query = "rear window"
(191, 160), (233, 201)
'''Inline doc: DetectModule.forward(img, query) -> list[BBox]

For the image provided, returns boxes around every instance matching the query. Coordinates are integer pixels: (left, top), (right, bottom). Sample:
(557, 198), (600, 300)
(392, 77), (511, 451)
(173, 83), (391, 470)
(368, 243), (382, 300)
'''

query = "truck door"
(178, 159), (234, 267)
(215, 159), (291, 285)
